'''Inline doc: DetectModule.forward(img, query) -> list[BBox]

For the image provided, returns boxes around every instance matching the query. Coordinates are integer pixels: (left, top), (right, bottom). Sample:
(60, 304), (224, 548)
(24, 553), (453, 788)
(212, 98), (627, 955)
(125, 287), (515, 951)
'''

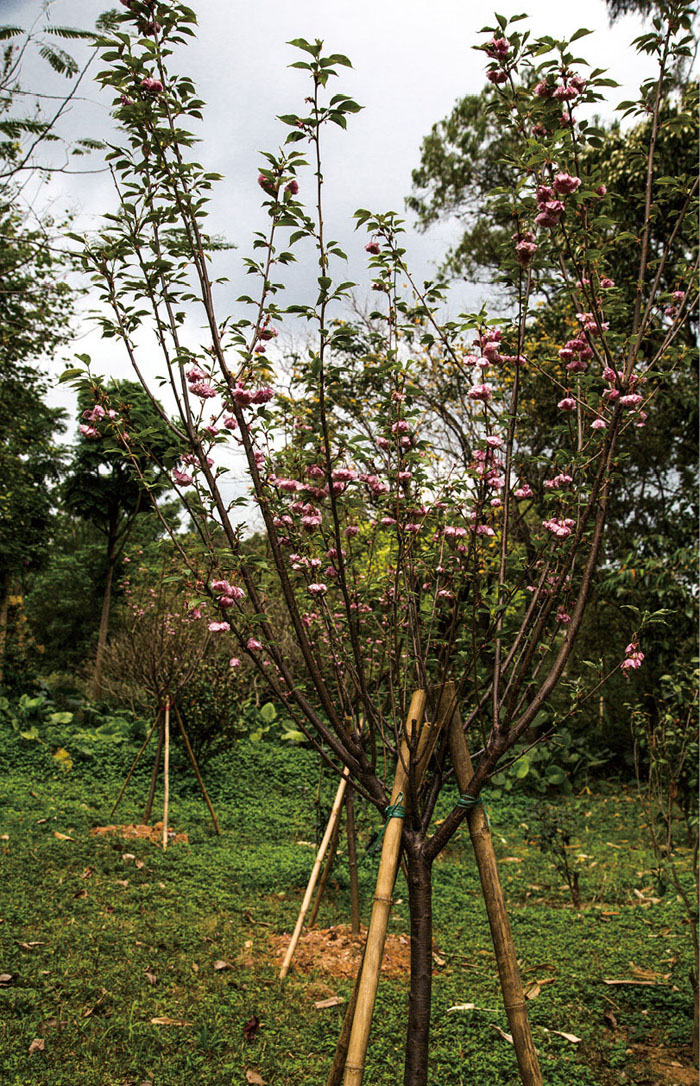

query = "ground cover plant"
(0, 738), (696, 1085)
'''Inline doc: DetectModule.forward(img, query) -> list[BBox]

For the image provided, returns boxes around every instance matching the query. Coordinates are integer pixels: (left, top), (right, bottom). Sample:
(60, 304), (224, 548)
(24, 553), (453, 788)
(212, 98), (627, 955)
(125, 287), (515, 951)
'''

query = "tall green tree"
(62, 381), (174, 699)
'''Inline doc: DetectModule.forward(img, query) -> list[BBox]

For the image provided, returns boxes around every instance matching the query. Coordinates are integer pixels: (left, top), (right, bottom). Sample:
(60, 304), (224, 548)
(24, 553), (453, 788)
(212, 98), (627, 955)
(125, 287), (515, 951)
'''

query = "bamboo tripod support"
(110, 712), (161, 818)
(110, 698), (221, 841)
(279, 767), (350, 979)
(308, 794), (344, 929)
(343, 690), (441, 1086)
(161, 700), (171, 851)
(447, 687), (543, 1086)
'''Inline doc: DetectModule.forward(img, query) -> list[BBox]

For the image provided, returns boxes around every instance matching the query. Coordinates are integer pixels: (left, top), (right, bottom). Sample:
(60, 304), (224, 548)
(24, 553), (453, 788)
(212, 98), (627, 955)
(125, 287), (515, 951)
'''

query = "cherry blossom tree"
(63, 2), (697, 1081)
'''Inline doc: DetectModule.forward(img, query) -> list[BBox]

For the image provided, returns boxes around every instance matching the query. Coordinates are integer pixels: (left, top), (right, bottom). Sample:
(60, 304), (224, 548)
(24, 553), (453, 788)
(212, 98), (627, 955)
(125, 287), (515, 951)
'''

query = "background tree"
(62, 381), (175, 699)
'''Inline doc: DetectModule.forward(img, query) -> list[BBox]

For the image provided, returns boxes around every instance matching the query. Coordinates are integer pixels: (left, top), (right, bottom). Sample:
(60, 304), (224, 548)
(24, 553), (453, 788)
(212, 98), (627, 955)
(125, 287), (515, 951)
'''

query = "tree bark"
(404, 843), (433, 1086)
(92, 552), (115, 701)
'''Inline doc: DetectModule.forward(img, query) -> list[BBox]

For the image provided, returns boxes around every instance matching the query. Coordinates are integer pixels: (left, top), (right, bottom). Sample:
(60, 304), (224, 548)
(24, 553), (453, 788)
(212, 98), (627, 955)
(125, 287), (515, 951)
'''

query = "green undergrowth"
(0, 737), (695, 1084)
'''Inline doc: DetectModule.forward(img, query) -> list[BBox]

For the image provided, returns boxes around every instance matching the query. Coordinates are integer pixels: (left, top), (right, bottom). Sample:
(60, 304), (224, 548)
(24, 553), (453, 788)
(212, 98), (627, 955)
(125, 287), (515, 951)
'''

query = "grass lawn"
(0, 737), (695, 1085)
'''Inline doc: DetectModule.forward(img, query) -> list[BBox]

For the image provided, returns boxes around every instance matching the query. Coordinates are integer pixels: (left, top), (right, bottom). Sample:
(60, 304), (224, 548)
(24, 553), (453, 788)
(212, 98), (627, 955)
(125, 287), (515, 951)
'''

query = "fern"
(38, 44), (79, 78)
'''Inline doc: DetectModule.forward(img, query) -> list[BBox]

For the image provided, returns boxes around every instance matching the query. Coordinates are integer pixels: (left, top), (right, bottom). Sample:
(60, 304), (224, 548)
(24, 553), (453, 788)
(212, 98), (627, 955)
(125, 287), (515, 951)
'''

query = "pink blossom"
(308, 583), (327, 596)
(397, 470), (412, 482)
(556, 609), (571, 624)
(380, 516), (397, 527)
(544, 473), (573, 490)
(485, 435), (504, 448)
(468, 384), (493, 402)
(258, 173), (278, 195)
(332, 467), (357, 483)
(376, 436), (390, 450)
(476, 524), (495, 537)
(365, 241), (381, 255)
(596, 184), (607, 197)
(534, 79), (554, 98)
(251, 386), (274, 404)
(223, 415), (238, 431)
(620, 393), (643, 408)
(486, 36), (509, 58)
(259, 326), (278, 342)
(591, 418), (607, 431)
(345, 525), (360, 538)
(190, 380), (217, 399)
(552, 173), (581, 195)
(79, 424), (100, 439)
(247, 638), (263, 651)
(140, 77), (163, 95)
(232, 386), (253, 406)
(514, 484), (533, 499)
(554, 83), (579, 101)
(542, 516), (575, 539)
(208, 621), (230, 632)
(600, 278), (615, 289)
(487, 69), (508, 84)
(173, 469), (193, 486)
(229, 657), (241, 668)
(558, 396), (576, 412)
(285, 179), (299, 195)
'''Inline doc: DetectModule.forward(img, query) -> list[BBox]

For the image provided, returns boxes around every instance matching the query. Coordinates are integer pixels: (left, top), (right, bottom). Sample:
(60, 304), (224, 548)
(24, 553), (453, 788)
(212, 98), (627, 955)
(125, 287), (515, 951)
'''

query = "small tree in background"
(62, 381), (175, 699)
(65, 2), (697, 1081)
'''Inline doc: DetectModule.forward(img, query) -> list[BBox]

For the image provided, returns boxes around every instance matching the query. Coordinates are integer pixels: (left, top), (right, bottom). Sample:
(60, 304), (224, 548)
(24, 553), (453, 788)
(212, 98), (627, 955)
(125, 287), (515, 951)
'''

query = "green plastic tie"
(367, 791), (406, 856)
(457, 791), (491, 827)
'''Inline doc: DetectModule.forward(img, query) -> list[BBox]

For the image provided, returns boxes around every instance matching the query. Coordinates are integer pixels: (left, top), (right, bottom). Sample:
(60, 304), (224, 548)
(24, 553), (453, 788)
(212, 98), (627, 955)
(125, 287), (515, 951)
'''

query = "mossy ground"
(0, 739), (695, 1084)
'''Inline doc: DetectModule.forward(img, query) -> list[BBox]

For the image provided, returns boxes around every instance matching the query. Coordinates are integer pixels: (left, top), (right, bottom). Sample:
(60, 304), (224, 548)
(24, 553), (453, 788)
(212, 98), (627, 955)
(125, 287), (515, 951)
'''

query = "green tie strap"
(367, 791), (405, 856)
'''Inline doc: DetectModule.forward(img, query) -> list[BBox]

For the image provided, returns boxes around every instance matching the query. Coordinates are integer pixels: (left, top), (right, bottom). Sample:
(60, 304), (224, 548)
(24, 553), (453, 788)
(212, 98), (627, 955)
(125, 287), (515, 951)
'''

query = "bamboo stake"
(346, 784), (361, 936)
(446, 684), (542, 1086)
(144, 714), (165, 822)
(309, 791), (344, 928)
(279, 767), (350, 979)
(110, 712), (160, 818)
(173, 704), (221, 835)
(326, 941), (366, 1086)
(161, 699), (170, 852)
(344, 691), (439, 1086)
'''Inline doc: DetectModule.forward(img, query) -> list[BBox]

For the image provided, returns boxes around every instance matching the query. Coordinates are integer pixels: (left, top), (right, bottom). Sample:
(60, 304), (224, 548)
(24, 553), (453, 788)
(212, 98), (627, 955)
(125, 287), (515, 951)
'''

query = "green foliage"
(489, 726), (613, 798)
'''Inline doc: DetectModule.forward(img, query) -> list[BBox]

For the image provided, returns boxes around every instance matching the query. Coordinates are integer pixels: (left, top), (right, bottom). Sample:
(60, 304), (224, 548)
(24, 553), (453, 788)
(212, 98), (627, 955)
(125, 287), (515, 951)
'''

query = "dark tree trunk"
(92, 550), (115, 701)
(404, 843), (433, 1086)
(0, 571), (10, 686)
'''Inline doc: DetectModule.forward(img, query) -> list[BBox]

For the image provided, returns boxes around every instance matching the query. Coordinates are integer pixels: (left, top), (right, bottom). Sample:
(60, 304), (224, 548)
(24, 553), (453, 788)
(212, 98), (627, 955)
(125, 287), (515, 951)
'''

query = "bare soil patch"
(90, 822), (189, 846)
(267, 923), (412, 980)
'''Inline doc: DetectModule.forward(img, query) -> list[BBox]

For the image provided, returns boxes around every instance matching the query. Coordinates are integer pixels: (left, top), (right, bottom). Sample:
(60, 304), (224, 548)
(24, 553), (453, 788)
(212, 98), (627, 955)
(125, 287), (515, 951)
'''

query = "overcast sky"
(7, 0), (656, 422)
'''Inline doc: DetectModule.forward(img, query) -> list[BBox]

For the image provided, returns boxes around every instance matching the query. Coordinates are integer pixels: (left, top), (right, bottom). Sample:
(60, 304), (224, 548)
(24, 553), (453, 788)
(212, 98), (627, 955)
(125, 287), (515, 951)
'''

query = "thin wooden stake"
(309, 791), (344, 928)
(173, 704), (221, 835)
(279, 767), (349, 979)
(343, 691), (439, 1086)
(346, 785), (361, 936)
(161, 699), (170, 852)
(446, 684), (543, 1086)
(110, 712), (160, 818)
(144, 714), (164, 823)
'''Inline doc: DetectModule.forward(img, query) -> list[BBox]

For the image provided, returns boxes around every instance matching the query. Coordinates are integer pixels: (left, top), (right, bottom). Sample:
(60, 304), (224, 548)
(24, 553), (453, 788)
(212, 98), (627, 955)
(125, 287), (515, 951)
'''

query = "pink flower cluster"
(621, 642), (644, 674)
(542, 516), (575, 540)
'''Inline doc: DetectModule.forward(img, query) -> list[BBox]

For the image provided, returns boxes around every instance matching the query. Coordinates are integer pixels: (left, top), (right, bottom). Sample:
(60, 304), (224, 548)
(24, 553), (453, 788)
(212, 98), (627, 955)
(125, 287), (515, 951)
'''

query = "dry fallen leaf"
(603, 978), (660, 987)
(0, 973), (13, 984)
(53, 832), (73, 841)
(135, 859), (145, 869)
(28, 1038), (45, 1055)
(245, 1071), (266, 1085)
(314, 996), (344, 1010)
(191, 962), (199, 973)
(82, 988), (108, 1018)
(116, 880), (129, 889)
(213, 959), (232, 971)
(16, 941), (45, 951)
(243, 1014), (261, 1041)
(525, 983), (541, 1000)
(489, 1024), (514, 1044)
(122, 853), (135, 862)
(73, 888), (87, 899)
(144, 969), (157, 986)
(432, 952), (446, 967)
(150, 1016), (191, 1026)
(603, 1009), (618, 1030)
(544, 1028), (582, 1044)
